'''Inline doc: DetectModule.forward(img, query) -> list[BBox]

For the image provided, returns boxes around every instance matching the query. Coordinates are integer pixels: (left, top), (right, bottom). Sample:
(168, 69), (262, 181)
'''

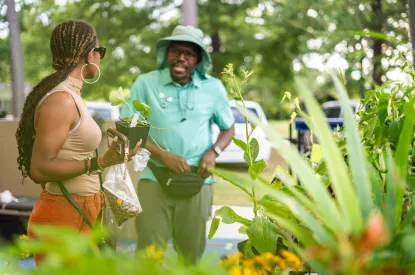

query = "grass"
(212, 120), (291, 207)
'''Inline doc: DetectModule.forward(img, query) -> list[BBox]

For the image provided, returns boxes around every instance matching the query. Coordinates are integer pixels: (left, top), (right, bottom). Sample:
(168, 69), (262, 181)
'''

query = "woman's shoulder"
(38, 90), (77, 112)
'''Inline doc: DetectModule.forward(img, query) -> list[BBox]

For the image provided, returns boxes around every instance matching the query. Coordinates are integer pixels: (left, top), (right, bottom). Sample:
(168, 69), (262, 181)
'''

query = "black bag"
(147, 162), (204, 198)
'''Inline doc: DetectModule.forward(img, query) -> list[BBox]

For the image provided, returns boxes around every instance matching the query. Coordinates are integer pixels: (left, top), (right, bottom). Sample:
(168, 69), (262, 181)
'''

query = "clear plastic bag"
(132, 148), (151, 172)
(103, 163), (142, 227)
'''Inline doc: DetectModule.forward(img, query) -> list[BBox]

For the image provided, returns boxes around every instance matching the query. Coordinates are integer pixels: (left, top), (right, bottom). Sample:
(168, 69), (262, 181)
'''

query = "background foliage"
(0, 0), (412, 118)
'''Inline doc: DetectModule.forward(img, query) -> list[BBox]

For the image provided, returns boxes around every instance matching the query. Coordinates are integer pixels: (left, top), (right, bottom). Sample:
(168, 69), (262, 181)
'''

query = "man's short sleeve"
(213, 80), (235, 130)
(120, 76), (146, 118)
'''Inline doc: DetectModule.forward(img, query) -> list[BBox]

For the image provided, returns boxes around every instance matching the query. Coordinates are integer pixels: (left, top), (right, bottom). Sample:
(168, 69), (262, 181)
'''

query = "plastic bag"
(103, 164), (142, 227)
(132, 148), (151, 172)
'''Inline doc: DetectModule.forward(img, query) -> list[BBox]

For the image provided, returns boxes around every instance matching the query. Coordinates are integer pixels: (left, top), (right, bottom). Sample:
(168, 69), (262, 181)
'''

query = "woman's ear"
(87, 51), (94, 63)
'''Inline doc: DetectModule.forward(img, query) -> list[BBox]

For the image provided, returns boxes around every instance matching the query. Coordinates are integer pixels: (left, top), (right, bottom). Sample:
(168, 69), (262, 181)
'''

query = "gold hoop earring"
(81, 62), (101, 84)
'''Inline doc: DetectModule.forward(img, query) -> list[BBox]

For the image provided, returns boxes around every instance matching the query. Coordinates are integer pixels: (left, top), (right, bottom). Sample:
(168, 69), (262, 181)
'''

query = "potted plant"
(109, 87), (151, 148)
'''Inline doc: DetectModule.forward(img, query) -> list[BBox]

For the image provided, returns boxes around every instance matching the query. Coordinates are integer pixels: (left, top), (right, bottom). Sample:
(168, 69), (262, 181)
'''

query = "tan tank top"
(34, 77), (102, 196)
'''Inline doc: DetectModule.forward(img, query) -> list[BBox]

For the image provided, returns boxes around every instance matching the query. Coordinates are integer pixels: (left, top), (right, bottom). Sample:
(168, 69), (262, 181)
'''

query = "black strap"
(56, 148), (102, 230)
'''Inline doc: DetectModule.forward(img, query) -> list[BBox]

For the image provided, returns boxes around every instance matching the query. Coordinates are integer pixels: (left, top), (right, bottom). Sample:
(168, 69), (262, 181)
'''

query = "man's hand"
(198, 149), (217, 179)
(160, 151), (190, 174)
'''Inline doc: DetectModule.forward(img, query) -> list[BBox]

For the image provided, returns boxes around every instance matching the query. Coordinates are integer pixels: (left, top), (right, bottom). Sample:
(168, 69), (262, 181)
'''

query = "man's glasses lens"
(169, 48), (197, 60)
(94, 47), (106, 59)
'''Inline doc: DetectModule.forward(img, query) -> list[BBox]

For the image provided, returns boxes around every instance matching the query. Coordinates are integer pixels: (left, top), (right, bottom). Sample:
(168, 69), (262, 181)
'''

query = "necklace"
(177, 85), (194, 122)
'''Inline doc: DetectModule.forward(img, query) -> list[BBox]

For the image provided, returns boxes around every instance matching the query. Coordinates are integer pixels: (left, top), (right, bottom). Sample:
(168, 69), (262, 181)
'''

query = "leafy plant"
(0, 226), (303, 275)
(0, 225), (228, 275)
(109, 87), (150, 126)
(209, 64), (302, 261)
(211, 63), (415, 274)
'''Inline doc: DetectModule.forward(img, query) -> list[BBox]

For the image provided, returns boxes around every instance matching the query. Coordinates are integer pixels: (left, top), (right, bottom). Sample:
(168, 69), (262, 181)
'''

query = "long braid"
(16, 20), (97, 179)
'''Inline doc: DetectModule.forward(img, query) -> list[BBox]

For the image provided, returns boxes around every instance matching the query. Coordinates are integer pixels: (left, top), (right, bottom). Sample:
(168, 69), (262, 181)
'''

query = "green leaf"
(213, 167), (253, 196)
(208, 217), (220, 239)
(385, 149), (398, 233)
(366, 117), (378, 137)
(248, 159), (267, 180)
(261, 184), (337, 248)
(243, 152), (250, 164)
(331, 74), (372, 223)
(401, 232), (415, 261)
(378, 93), (390, 126)
(109, 89), (125, 106)
(238, 225), (248, 234)
(407, 175), (415, 190)
(213, 206), (251, 226)
(392, 100), (414, 231)
(249, 138), (259, 162)
(241, 240), (256, 258)
(401, 194), (415, 230)
(370, 164), (384, 211)
(388, 120), (401, 146)
(296, 78), (362, 234)
(280, 91), (292, 103)
(236, 105), (344, 234)
(231, 136), (247, 151)
(133, 100), (151, 118)
(246, 216), (279, 254)
(265, 212), (317, 247)
(395, 100), (414, 179)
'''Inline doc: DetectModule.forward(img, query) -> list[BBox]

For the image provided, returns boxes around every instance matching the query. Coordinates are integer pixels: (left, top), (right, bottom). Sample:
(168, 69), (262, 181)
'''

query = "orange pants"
(27, 190), (104, 266)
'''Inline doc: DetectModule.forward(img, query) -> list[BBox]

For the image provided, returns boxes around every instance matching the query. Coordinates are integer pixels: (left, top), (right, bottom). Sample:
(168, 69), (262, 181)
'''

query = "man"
(120, 25), (235, 263)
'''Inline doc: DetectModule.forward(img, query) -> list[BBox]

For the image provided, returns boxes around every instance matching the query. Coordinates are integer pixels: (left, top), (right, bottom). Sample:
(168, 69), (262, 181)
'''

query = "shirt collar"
(159, 67), (201, 88)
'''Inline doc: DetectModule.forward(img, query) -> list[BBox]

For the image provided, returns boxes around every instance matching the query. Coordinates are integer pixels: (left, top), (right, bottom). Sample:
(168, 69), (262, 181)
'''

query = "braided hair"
(16, 20), (97, 179)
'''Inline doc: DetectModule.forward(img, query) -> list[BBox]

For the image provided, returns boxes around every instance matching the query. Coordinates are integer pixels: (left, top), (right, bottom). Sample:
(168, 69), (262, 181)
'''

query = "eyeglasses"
(93, 47), (106, 59)
(168, 47), (198, 60)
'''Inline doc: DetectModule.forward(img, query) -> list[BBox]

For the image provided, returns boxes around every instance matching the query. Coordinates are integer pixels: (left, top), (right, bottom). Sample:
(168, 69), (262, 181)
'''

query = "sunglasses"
(93, 47), (106, 59)
(168, 47), (199, 60)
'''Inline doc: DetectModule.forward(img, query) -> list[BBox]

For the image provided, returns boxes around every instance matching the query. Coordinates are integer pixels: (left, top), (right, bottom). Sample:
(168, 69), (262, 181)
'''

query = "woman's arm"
(30, 92), (87, 183)
(30, 92), (142, 184)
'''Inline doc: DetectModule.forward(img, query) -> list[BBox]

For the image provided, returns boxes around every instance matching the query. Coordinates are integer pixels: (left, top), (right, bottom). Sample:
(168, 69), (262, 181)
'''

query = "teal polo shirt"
(120, 68), (234, 184)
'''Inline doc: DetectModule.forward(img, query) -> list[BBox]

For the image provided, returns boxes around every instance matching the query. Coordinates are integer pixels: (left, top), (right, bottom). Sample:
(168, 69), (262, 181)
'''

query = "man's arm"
(214, 125), (235, 151)
(146, 141), (190, 174)
(197, 125), (235, 178)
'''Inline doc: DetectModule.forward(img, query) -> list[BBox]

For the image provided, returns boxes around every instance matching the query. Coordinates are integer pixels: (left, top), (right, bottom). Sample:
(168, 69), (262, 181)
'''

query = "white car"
(86, 101), (120, 121)
(213, 101), (272, 164)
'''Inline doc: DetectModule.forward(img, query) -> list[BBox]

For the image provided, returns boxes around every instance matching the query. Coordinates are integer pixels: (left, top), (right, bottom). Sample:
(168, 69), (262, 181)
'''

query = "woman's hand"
(100, 139), (142, 168)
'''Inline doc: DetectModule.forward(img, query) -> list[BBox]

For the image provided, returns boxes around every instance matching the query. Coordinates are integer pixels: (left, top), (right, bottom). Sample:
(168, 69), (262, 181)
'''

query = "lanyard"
(177, 85), (194, 122)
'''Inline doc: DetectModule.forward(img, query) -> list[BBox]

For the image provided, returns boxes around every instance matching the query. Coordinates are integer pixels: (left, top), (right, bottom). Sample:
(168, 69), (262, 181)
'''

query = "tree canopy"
(0, 0), (411, 118)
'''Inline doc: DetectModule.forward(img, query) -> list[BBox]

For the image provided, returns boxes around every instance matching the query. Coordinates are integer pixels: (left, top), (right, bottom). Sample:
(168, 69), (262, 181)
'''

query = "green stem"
(232, 72), (257, 217)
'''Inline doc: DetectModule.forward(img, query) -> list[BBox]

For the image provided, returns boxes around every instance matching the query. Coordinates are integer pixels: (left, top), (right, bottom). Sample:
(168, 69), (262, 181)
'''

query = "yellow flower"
(226, 252), (243, 264)
(116, 198), (123, 205)
(229, 266), (242, 275)
(4, 261), (10, 267)
(279, 259), (287, 271)
(145, 244), (164, 259)
(19, 234), (28, 240)
(280, 250), (302, 271)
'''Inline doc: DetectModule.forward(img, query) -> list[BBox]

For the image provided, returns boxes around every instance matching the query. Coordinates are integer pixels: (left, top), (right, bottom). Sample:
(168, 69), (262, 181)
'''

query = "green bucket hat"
(156, 25), (211, 76)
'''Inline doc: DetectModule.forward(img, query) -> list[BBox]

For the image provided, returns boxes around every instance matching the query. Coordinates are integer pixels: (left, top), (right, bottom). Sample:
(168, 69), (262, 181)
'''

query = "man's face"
(167, 42), (200, 84)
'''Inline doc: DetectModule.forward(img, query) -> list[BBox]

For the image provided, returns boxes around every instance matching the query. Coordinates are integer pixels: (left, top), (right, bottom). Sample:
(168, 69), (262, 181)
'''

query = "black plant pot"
(115, 120), (150, 148)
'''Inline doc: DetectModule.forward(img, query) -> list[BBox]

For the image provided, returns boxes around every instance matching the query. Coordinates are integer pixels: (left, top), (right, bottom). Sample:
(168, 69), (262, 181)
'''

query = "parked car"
(322, 99), (361, 118)
(86, 101), (120, 121)
(213, 100), (272, 164)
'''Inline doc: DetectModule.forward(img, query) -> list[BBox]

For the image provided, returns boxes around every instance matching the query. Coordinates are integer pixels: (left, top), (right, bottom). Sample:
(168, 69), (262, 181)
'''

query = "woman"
(15, 20), (141, 265)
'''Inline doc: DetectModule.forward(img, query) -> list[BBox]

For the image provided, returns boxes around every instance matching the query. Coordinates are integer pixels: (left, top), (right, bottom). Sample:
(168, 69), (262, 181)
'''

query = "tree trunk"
(371, 0), (383, 86)
(6, 0), (25, 118)
(210, 30), (221, 77)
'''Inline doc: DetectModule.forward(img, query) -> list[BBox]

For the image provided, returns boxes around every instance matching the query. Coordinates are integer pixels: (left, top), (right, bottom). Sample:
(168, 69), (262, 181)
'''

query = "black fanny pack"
(147, 162), (204, 198)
